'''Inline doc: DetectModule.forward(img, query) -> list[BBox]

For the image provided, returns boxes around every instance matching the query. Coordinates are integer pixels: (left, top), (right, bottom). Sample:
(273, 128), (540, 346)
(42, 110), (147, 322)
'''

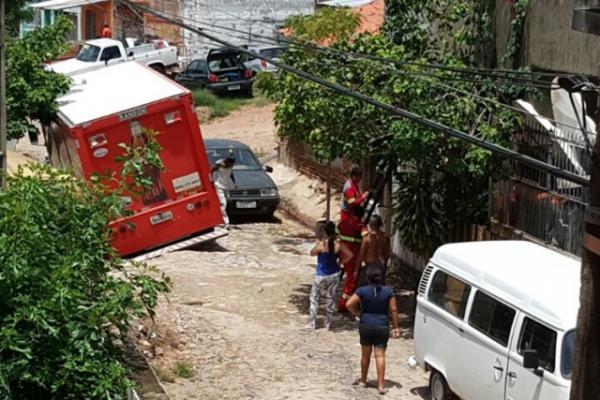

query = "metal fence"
(491, 118), (594, 256)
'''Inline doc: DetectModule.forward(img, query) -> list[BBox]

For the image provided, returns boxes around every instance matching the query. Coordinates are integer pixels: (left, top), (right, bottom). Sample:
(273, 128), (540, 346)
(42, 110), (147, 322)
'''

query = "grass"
(171, 361), (195, 379)
(152, 364), (176, 383)
(192, 88), (272, 120)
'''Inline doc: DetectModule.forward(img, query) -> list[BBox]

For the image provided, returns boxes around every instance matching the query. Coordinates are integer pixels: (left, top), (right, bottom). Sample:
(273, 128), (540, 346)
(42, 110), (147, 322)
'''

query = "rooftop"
(431, 240), (581, 330)
(57, 62), (188, 127)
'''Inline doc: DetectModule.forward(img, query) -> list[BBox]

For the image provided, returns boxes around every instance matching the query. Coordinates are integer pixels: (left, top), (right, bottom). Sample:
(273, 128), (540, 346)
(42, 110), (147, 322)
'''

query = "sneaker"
(300, 323), (315, 331)
(324, 321), (332, 331)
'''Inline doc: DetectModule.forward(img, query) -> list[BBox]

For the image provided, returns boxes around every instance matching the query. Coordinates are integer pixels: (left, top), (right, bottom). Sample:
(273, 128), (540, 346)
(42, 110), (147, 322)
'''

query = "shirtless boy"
(356, 215), (391, 286)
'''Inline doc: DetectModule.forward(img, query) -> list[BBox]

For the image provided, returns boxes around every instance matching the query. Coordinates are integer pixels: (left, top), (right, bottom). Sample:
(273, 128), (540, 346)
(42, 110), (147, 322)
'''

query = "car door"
(458, 290), (516, 400)
(418, 269), (471, 394)
(179, 60), (207, 88)
(505, 316), (569, 400)
(100, 46), (123, 65)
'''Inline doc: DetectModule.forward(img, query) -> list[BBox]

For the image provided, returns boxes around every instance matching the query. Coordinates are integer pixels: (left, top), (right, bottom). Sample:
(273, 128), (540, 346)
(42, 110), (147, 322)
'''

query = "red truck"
(44, 62), (226, 260)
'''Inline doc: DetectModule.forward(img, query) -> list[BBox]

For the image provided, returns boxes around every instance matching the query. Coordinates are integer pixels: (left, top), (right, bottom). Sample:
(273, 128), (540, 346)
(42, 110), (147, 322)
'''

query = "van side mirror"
(263, 165), (273, 173)
(523, 349), (540, 370)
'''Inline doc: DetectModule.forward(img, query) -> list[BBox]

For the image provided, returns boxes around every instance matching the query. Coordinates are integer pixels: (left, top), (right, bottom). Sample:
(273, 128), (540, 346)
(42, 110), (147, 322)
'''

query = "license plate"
(227, 84), (241, 91)
(150, 210), (173, 225)
(236, 201), (256, 209)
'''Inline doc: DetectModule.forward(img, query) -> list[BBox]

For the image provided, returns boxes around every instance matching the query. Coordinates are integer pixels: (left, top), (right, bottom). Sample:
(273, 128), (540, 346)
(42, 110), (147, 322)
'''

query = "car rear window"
(260, 47), (284, 58)
(208, 54), (243, 71)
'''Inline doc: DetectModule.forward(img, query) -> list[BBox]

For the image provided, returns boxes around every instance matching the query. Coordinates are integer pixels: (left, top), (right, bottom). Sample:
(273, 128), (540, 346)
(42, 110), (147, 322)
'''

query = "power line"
(121, 0), (590, 187)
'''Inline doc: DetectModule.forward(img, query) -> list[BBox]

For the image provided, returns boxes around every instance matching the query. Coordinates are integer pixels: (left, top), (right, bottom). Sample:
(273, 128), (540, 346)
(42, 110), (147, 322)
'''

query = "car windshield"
(76, 44), (101, 62)
(562, 330), (575, 379)
(206, 147), (261, 170)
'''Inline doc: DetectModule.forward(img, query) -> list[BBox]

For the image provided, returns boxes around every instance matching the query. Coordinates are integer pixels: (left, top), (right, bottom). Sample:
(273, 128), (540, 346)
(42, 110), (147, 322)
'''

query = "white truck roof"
(57, 62), (188, 127)
(431, 240), (581, 330)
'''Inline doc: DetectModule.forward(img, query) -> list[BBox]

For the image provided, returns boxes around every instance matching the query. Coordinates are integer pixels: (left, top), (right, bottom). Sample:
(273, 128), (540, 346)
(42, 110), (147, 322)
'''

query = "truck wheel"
(429, 370), (452, 400)
(150, 64), (166, 75)
(243, 87), (253, 98)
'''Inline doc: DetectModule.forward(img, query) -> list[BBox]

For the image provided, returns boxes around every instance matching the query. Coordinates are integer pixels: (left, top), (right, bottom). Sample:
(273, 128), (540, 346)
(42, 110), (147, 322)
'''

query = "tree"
(260, 4), (525, 258)
(6, 16), (73, 140)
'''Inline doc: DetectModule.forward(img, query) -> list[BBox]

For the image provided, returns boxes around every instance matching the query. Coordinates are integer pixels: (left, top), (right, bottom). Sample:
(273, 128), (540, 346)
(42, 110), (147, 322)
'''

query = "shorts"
(359, 324), (390, 348)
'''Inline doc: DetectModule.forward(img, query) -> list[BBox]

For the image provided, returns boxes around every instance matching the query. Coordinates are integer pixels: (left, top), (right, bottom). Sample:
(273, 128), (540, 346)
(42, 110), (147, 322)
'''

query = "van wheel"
(429, 371), (451, 400)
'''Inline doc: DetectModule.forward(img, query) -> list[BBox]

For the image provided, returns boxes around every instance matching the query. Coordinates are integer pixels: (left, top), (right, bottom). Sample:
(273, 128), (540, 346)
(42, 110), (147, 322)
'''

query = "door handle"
(508, 372), (517, 379)
(493, 365), (504, 372)
(458, 326), (464, 333)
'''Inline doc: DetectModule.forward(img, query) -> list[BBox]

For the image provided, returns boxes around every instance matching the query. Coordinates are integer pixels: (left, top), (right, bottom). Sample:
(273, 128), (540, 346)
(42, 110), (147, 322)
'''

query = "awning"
(29, 0), (107, 10)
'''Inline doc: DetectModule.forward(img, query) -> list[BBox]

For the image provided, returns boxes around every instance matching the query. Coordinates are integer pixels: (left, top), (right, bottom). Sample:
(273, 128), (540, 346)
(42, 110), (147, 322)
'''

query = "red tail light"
(243, 69), (253, 79)
(208, 74), (218, 83)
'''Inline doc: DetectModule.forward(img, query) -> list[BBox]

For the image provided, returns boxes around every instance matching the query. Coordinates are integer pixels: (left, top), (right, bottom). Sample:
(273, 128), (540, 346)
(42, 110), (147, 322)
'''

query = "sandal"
(352, 378), (368, 388)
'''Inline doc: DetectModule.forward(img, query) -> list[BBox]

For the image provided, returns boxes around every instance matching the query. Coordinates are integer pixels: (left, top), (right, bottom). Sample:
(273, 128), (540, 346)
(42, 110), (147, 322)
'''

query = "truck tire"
(429, 370), (452, 400)
(150, 64), (166, 75)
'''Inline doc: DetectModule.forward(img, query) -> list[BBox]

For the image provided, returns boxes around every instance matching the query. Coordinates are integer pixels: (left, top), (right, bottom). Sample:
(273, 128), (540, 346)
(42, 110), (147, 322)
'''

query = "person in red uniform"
(101, 23), (112, 38)
(340, 167), (368, 222)
(337, 205), (368, 313)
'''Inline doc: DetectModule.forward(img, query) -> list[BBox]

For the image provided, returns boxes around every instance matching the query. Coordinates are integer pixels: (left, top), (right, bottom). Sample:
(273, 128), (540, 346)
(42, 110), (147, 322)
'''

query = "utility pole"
(568, 78), (600, 400)
(0, 0), (6, 190)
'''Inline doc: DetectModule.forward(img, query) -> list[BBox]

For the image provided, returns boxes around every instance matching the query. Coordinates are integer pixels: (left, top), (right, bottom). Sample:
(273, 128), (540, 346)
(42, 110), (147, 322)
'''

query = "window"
(101, 46), (122, 62)
(428, 271), (471, 319)
(187, 60), (200, 73)
(561, 330), (575, 379)
(76, 44), (101, 62)
(518, 318), (557, 372)
(469, 291), (516, 346)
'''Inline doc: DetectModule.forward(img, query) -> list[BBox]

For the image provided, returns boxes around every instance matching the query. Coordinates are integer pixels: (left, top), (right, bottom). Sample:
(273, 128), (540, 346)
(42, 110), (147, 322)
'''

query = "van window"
(561, 330), (575, 379)
(518, 317), (557, 372)
(428, 271), (471, 319)
(469, 291), (515, 346)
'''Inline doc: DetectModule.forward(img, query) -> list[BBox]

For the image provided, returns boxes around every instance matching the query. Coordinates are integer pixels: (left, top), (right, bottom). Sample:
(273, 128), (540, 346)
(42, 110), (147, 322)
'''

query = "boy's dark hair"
(350, 166), (362, 178)
(369, 215), (383, 229)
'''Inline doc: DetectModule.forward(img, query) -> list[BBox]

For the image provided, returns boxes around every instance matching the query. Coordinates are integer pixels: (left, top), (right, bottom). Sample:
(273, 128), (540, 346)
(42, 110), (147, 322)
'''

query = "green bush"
(0, 165), (170, 399)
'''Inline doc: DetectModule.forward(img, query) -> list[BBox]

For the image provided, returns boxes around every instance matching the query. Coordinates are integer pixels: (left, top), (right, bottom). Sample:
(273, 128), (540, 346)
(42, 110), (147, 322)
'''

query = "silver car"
(243, 46), (286, 72)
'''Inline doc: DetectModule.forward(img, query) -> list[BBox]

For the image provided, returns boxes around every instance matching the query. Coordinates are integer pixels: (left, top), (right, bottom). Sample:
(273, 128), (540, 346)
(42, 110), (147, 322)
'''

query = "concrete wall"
(495, 0), (600, 75)
(181, 0), (314, 59)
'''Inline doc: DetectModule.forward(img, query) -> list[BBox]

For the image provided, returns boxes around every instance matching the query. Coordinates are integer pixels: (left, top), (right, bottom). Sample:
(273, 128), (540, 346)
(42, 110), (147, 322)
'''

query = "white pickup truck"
(49, 38), (178, 76)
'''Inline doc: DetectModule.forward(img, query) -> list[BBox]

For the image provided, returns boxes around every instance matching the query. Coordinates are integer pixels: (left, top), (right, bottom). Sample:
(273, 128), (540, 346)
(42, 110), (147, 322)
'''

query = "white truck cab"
(411, 241), (579, 400)
(49, 38), (178, 76)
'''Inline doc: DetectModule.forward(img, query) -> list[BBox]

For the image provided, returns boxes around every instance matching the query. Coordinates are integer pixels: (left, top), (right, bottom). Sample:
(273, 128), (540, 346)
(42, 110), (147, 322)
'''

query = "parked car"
(176, 48), (254, 96)
(48, 38), (178, 76)
(204, 139), (279, 217)
(410, 240), (579, 400)
(242, 45), (286, 72)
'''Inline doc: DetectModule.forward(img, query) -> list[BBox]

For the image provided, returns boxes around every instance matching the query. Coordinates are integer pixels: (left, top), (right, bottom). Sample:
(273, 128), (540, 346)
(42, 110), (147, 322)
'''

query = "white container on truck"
(49, 38), (178, 76)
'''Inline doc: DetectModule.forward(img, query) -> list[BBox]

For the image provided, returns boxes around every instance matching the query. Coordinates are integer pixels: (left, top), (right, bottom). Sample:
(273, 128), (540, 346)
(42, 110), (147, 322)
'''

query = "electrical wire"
(120, 0), (591, 187)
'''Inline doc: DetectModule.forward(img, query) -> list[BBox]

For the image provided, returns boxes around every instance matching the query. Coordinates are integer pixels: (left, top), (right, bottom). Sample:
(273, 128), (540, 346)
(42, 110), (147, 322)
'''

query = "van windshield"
(562, 330), (575, 379)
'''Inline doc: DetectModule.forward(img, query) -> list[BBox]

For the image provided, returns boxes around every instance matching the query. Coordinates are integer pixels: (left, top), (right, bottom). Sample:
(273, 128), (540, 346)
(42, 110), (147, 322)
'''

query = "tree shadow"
(230, 213), (282, 225)
(187, 240), (230, 252)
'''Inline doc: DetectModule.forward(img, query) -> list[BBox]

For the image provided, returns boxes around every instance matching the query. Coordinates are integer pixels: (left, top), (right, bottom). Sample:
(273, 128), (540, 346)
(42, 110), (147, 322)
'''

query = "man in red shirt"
(340, 167), (368, 222)
(101, 23), (112, 38)
(337, 205), (367, 313)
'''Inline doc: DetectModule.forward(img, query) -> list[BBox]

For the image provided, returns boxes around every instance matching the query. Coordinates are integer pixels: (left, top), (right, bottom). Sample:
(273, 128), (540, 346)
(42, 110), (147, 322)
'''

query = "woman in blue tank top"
(304, 222), (352, 330)
(346, 268), (400, 394)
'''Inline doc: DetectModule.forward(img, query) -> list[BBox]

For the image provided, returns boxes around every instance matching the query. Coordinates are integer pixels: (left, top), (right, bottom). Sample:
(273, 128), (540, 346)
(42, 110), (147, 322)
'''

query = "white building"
(181, 0), (315, 59)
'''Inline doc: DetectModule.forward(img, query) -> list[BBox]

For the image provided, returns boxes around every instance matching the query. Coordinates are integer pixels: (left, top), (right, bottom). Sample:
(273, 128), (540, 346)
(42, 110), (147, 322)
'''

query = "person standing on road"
(346, 268), (400, 395)
(305, 222), (353, 330)
(356, 215), (391, 287)
(212, 156), (236, 229)
(337, 205), (367, 313)
(340, 167), (369, 222)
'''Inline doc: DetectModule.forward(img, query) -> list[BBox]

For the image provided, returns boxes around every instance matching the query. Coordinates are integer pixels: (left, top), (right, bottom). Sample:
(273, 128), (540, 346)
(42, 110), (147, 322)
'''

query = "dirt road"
(146, 216), (429, 400)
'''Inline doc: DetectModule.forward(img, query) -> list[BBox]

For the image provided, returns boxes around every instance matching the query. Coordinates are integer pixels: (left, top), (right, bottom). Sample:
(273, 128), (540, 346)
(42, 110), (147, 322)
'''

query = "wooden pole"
(570, 107), (600, 400)
(0, 0), (6, 190)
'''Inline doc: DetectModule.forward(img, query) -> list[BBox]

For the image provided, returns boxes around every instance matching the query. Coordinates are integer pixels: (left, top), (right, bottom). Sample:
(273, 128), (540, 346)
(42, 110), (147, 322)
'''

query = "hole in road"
(272, 237), (313, 255)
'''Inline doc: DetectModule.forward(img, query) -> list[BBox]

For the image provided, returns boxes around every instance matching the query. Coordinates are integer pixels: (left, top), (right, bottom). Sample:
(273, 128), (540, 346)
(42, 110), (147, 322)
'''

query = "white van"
(410, 241), (579, 400)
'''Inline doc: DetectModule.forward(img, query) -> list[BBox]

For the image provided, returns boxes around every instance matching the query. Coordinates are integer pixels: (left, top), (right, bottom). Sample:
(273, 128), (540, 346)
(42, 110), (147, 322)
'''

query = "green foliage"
(502, 0), (529, 68)
(0, 164), (170, 399)
(192, 89), (270, 119)
(7, 16), (73, 140)
(270, 4), (527, 257)
(6, 0), (33, 36)
(285, 7), (360, 43)
(171, 361), (195, 379)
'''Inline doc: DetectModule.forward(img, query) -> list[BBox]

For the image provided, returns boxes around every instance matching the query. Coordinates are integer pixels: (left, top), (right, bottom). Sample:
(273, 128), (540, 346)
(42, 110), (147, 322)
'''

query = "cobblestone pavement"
(145, 215), (429, 400)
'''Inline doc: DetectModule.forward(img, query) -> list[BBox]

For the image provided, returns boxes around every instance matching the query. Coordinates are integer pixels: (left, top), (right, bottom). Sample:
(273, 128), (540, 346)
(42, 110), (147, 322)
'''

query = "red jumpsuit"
(340, 178), (368, 222)
(337, 214), (367, 312)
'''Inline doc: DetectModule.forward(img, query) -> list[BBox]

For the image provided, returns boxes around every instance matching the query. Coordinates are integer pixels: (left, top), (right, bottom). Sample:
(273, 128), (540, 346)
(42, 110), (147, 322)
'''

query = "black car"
(176, 48), (254, 96)
(204, 139), (279, 217)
